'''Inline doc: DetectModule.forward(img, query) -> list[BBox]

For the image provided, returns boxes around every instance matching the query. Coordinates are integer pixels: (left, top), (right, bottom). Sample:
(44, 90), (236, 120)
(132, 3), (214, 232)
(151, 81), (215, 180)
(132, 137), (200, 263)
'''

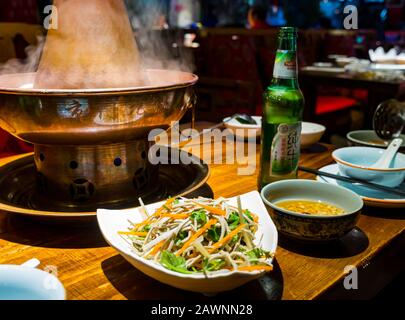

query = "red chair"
(313, 32), (364, 135)
(314, 95), (360, 140)
(316, 96), (358, 115)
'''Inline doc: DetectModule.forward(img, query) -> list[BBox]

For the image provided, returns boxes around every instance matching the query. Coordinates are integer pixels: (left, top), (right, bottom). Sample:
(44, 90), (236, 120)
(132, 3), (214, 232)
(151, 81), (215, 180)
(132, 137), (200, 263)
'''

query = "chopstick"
(174, 122), (225, 148)
(298, 166), (405, 197)
(168, 115), (239, 149)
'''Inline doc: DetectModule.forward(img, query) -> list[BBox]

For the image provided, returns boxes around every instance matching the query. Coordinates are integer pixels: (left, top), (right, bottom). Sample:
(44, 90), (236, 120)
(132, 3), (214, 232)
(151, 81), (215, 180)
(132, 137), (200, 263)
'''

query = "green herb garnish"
(142, 225), (151, 232)
(227, 211), (240, 230)
(203, 258), (226, 272)
(160, 251), (192, 274)
(175, 231), (188, 246)
(244, 209), (254, 221)
(246, 248), (271, 263)
(207, 226), (221, 242)
(191, 209), (207, 226)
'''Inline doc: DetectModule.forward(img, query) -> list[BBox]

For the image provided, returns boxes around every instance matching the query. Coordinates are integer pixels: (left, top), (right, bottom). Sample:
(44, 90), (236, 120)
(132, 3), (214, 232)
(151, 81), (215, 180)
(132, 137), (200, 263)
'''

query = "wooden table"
(300, 69), (404, 125)
(0, 138), (404, 300)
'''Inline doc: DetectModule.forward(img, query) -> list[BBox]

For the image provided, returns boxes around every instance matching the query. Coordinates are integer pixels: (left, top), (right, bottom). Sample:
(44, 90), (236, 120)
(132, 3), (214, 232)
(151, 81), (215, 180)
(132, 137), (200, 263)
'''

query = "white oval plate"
(97, 191), (278, 294)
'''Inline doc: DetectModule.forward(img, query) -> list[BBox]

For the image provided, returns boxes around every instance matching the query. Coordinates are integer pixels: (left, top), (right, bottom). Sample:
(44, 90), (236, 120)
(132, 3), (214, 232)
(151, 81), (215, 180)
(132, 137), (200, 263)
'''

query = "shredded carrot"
(237, 265), (273, 272)
(130, 220), (151, 230)
(118, 231), (148, 237)
(122, 198), (178, 234)
(191, 201), (227, 216)
(136, 198), (177, 226)
(176, 219), (218, 256)
(159, 214), (190, 220)
(209, 224), (247, 253)
(152, 198), (176, 216)
(223, 265), (273, 272)
(148, 240), (165, 257)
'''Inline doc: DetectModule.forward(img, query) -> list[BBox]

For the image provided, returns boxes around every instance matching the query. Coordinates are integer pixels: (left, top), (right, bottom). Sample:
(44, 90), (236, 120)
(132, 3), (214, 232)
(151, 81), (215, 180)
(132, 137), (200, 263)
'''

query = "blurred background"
(0, 0), (404, 156)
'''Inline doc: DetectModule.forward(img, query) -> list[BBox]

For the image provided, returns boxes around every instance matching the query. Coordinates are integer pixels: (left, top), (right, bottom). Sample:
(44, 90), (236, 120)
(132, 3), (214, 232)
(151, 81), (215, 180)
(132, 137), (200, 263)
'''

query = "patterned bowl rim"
(261, 179), (363, 220)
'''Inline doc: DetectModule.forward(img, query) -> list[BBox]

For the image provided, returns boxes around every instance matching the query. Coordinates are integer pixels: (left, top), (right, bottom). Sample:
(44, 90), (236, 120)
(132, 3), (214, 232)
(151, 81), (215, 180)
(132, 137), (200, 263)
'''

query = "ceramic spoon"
(370, 138), (403, 169)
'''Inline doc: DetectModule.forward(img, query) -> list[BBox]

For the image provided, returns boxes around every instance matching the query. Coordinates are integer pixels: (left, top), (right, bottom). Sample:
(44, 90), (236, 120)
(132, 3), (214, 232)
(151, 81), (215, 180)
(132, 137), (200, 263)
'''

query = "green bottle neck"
(277, 34), (297, 51)
(271, 31), (299, 89)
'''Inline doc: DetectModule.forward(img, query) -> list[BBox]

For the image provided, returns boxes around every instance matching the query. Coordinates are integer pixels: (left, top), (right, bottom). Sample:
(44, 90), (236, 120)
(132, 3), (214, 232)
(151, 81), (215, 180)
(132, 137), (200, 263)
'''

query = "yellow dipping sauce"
(276, 200), (346, 216)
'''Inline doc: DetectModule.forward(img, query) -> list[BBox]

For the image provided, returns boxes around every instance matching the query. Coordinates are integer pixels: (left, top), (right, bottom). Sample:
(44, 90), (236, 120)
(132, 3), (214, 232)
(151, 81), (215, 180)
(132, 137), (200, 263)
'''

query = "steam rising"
(34, 0), (143, 89)
(0, 36), (44, 76)
(126, 1), (194, 73)
(0, 0), (194, 89)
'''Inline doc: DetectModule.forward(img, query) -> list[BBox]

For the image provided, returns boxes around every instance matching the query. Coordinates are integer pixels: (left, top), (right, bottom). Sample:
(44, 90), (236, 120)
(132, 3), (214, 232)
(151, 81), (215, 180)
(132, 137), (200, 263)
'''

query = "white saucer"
(316, 164), (405, 209)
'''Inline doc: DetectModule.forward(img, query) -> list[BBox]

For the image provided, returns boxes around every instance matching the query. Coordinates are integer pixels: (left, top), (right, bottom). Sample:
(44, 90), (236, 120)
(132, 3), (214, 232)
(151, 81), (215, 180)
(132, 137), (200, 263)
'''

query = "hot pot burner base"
(33, 140), (157, 209)
(0, 148), (210, 215)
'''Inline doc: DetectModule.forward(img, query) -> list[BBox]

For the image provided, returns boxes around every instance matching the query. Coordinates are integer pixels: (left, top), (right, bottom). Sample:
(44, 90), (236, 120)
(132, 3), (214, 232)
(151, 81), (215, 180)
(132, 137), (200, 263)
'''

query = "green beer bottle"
(258, 27), (304, 190)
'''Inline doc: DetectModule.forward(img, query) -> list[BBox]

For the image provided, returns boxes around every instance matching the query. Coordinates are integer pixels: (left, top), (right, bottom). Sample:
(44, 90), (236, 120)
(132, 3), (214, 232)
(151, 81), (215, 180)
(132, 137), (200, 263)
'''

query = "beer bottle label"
(270, 122), (301, 176)
(273, 50), (297, 79)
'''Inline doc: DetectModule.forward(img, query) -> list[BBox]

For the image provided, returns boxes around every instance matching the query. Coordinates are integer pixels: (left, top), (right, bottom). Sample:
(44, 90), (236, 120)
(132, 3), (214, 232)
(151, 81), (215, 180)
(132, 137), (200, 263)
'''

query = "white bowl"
(301, 122), (326, 149)
(223, 116), (261, 139)
(97, 191), (278, 294)
(0, 265), (66, 300)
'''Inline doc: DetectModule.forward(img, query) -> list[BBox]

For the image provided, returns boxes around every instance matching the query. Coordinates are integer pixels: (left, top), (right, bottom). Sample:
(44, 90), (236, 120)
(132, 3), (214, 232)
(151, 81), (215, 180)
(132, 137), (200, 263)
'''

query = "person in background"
(247, 5), (271, 29)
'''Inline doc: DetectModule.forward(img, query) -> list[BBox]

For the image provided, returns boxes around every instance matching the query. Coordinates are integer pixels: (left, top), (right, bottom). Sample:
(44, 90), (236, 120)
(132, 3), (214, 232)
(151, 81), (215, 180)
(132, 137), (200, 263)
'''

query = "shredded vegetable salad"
(119, 196), (274, 275)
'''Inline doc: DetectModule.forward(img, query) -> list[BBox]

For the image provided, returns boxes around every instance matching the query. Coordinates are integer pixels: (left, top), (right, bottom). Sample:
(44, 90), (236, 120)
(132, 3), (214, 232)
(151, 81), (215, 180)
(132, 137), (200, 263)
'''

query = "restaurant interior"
(0, 0), (404, 302)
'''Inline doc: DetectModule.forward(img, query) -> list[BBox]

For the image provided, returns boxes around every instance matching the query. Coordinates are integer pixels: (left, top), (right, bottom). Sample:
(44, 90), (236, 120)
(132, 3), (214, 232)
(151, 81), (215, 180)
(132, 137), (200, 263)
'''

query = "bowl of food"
(223, 115), (261, 139)
(97, 191), (278, 294)
(301, 122), (326, 149)
(261, 180), (363, 242)
(332, 147), (405, 188)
